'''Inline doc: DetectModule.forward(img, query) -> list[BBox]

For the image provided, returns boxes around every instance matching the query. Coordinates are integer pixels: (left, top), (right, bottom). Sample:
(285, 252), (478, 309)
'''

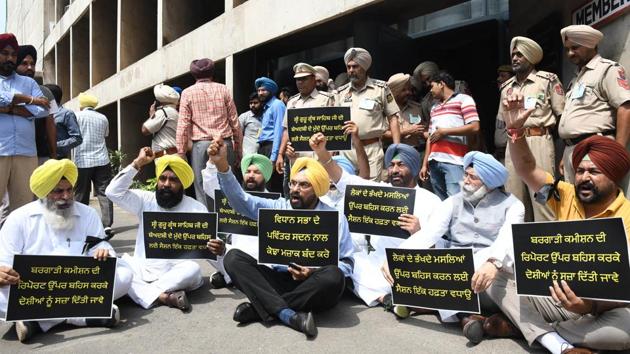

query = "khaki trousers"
(487, 271), (630, 351)
(0, 155), (37, 213)
(342, 141), (384, 182)
(505, 134), (555, 222)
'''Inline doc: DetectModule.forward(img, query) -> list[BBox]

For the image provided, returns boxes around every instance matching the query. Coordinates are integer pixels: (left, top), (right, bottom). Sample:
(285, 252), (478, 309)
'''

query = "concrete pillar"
(92, 0), (117, 85)
(120, 0), (157, 70)
(225, 55), (234, 93)
(44, 0), (55, 38)
(43, 49), (56, 85)
(71, 14), (90, 98)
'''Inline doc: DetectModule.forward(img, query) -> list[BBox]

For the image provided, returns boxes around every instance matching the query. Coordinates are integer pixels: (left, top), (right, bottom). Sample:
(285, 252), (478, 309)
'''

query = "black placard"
(387, 248), (479, 313)
(6, 255), (116, 321)
(258, 209), (339, 267)
(143, 211), (217, 260)
(215, 189), (281, 236)
(512, 218), (630, 302)
(287, 107), (351, 152)
(344, 185), (416, 238)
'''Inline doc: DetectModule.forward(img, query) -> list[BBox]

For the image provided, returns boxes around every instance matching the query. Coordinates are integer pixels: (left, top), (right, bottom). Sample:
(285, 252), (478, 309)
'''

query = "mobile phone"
(288, 262), (301, 270)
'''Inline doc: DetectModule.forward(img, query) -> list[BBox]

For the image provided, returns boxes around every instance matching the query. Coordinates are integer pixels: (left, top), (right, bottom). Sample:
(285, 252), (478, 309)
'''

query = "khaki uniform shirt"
(282, 89), (335, 127)
(498, 70), (565, 128)
(397, 100), (426, 147)
(336, 77), (400, 140)
(559, 55), (630, 139)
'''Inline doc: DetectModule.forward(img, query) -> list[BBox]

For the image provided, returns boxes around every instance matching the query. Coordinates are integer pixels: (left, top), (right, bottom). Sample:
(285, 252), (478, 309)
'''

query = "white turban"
(560, 25), (603, 48)
(153, 84), (180, 105)
(344, 48), (372, 70)
(313, 66), (329, 82)
(510, 36), (543, 65)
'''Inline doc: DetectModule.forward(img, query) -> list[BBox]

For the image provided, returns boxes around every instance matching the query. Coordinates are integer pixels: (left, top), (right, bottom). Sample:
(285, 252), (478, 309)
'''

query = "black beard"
(575, 181), (602, 204)
(0, 61), (16, 75)
(289, 191), (317, 209)
(156, 187), (184, 209)
(242, 179), (265, 192)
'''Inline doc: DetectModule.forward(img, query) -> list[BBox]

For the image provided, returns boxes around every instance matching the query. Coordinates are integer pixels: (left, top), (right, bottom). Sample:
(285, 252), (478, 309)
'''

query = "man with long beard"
(105, 148), (204, 312)
(0, 159), (132, 343)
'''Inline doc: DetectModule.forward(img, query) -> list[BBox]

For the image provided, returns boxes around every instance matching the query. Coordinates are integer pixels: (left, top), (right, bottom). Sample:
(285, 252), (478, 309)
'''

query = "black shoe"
(381, 293), (393, 312)
(104, 227), (115, 240)
(233, 302), (261, 324)
(288, 312), (317, 338)
(210, 272), (227, 289)
(15, 321), (39, 343)
(462, 318), (484, 344)
(86, 304), (120, 328)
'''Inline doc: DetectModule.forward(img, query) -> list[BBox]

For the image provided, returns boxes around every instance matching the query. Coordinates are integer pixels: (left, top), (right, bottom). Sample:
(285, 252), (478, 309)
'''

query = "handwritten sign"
(214, 189), (281, 236)
(6, 255), (116, 321)
(287, 107), (351, 152)
(143, 211), (217, 260)
(258, 209), (339, 267)
(512, 218), (630, 302)
(344, 185), (415, 238)
(386, 248), (479, 313)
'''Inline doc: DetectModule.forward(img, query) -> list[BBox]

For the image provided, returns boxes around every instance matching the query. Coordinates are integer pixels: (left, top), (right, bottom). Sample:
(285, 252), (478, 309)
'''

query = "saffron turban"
(17, 45), (37, 65)
(30, 159), (78, 199)
(385, 144), (421, 177)
(313, 66), (329, 82)
(0, 33), (18, 52)
(387, 73), (411, 95)
(510, 36), (543, 65)
(155, 155), (194, 189)
(255, 77), (279, 96)
(78, 92), (98, 108)
(560, 25), (603, 48)
(572, 136), (630, 183)
(153, 84), (180, 105)
(344, 48), (372, 70)
(333, 156), (355, 176)
(241, 153), (273, 182)
(463, 151), (508, 189)
(190, 58), (215, 79)
(291, 157), (330, 197)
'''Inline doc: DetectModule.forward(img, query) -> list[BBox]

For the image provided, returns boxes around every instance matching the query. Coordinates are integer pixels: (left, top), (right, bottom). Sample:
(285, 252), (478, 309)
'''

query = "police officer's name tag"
(571, 83), (585, 99)
(359, 98), (376, 110)
(524, 96), (537, 110)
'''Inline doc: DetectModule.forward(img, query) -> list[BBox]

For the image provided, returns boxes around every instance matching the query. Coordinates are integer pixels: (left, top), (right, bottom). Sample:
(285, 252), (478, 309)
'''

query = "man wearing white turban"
(142, 83), (180, 156)
(337, 47), (401, 182)
(558, 25), (630, 190)
(498, 36), (565, 223)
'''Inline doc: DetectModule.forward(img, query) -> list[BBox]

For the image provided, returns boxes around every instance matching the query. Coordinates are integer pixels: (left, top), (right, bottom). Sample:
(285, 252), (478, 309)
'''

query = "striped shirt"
(73, 108), (110, 168)
(176, 80), (241, 154)
(428, 93), (479, 166)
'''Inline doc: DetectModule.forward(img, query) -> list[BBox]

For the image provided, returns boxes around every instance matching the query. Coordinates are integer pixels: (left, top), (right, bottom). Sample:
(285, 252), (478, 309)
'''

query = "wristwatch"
(488, 258), (503, 270)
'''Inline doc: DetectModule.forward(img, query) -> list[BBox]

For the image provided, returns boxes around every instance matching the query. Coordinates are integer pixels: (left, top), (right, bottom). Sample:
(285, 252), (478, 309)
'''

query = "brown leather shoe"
(460, 314), (486, 328)
(165, 290), (191, 312)
(561, 347), (593, 354)
(482, 313), (522, 338)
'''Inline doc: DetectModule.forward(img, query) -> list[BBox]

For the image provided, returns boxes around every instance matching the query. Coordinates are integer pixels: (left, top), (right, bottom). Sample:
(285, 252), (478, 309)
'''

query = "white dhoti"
(120, 254), (203, 309)
(208, 234), (258, 285)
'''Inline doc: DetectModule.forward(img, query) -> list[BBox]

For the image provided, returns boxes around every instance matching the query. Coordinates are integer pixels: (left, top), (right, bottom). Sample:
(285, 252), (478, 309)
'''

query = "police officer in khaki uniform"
(558, 25), (630, 184)
(498, 36), (565, 222)
(276, 63), (335, 173)
(337, 47), (400, 181)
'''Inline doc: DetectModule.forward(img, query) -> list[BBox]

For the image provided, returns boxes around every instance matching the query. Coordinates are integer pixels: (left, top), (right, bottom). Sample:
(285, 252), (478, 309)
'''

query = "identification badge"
(524, 96), (537, 110)
(359, 98), (376, 110)
(409, 114), (421, 124)
(571, 83), (585, 99)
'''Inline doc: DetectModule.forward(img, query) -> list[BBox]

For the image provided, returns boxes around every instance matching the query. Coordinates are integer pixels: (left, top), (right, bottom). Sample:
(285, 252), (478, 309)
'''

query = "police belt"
(563, 129), (616, 146)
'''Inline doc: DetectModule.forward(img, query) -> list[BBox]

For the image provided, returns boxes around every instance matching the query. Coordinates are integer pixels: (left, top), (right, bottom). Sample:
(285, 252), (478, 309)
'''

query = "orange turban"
(572, 136), (630, 183)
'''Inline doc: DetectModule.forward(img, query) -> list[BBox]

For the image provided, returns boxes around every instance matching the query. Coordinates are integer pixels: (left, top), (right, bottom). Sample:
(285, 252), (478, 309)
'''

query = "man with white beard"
(0, 159), (133, 343)
(381, 151), (524, 333)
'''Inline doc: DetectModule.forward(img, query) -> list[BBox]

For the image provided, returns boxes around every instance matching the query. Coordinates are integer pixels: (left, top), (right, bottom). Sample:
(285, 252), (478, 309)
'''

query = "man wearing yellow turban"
(498, 36), (565, 223)
(206, 138), (353, 338)
(0, 159), (133, 342)
(105, 147), (204, 313)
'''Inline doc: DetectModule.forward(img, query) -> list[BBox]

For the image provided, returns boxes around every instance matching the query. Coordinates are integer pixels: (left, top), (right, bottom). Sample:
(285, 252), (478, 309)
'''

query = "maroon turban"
(0, 33), (18, 52)
(572, 135), (630, 183)
(190, 58), (214, 79)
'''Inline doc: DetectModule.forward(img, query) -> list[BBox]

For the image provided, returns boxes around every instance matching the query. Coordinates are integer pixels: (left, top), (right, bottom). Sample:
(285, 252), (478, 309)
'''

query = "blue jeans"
(429, 160), (463, 200)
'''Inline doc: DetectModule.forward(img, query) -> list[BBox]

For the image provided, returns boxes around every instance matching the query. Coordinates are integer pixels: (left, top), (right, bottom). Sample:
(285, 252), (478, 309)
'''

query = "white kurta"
(105, 165), (204, 309)
(0, 201), (132, 331)
(335, 171), (442, 306)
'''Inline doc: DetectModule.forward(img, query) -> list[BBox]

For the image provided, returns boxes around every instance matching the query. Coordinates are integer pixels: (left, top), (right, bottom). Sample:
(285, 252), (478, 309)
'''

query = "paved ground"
(1, 202), (551, 353)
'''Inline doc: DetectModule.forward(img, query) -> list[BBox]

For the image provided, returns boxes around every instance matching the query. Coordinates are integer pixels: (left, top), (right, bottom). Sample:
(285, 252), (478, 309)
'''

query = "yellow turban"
(155, 155), (194, 189)
(290, 157), (330, 197)
(78, 92), (98, 108)
(387, 73), (411, 95)
(510, 36), (543, 65)
(30, 159), (78, 199)
(560, 25), (603, 48)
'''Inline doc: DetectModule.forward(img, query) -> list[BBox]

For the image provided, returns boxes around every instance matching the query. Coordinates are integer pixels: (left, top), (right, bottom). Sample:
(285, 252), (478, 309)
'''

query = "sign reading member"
(215, 189), (281, 236)
(143, 211), (217, 260)
(344, 185), (416, 239)
(512, 217), (630, 302)
(386, 248), (480, 313)
(258, 209), (339, 267)
(6, 255), (116, 321)
(287, 107), (352, 152)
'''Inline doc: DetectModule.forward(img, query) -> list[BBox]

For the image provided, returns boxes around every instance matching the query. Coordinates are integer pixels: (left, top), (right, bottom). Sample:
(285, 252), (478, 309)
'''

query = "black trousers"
(224, 249), (345, 322)
(257, 141), (284, 194)
(74, 164), (113, 227)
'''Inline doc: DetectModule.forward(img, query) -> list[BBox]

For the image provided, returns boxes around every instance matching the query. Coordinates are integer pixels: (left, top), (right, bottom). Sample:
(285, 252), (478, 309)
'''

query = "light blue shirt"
(257, 96), (286, 161)
(0, 72), (49, 156)
(217, 168), (354, 277)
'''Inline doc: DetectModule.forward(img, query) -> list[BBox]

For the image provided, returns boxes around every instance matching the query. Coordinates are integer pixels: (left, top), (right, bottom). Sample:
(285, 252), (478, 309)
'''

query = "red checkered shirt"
(176, 80), (241, 154)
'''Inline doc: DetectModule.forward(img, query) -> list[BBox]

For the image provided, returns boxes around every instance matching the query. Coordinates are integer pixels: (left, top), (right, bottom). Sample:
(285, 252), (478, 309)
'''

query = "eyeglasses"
(289, 180), (312, 190)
